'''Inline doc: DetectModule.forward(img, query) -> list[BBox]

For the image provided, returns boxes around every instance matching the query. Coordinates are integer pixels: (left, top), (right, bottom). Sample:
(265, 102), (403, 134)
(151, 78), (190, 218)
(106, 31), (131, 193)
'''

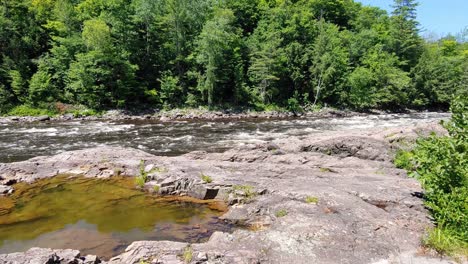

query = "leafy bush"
(394, 150), (414, 170)
(286, 97), (303, 114)
(397, 96), (467, 256)
(7, 105), (56, 116)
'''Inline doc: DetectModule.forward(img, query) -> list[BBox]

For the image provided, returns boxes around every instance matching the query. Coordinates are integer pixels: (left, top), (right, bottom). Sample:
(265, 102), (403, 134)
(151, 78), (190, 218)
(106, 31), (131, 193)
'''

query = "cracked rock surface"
(0, 122), (455, 264)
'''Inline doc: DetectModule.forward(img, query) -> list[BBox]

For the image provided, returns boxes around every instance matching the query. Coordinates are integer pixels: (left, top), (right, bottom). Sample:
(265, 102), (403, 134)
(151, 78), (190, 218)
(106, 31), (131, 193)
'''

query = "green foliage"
(200, 173), (213, 183)
(7, 105), (56, 117)
(286, 97), (302, 114)
(135, 160), (149, 188)
(394, 150), (414, 170)
(0, 0), (464, 113)
(153, 185), (160, 193)
(159, 71), (183, 109)
(66, 50), (138, 109)
(182, 245), (193, 263)
(424, 228), (468, 257)
(397, 96), (467, 255)
(275, 209), (288, 218)
(232, 185), (256, 200)
(196, 8), (243, 106)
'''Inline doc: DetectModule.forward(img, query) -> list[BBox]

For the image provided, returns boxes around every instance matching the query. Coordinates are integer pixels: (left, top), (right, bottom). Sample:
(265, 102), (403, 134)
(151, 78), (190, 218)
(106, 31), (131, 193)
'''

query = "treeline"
(1, 0), (467, 114)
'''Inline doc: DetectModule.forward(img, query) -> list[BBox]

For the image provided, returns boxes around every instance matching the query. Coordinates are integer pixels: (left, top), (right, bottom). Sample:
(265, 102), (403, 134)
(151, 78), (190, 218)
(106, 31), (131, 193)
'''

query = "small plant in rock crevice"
(319, 167), (332, 173)
(305, 196), (319, 204)
(135, 160), (149, 188)
(200, 173), (213, 183)
(232, 185), (257, 201)
(275, 209), (288, 218)
(153, 185), (160, 193)
(135, 160), (168, 188)
(182, 245), (193, 263)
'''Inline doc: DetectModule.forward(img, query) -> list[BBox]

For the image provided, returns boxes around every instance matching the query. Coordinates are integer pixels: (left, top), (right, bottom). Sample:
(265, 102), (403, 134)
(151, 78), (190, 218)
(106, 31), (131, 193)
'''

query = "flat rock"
(0, 121), (457, 264)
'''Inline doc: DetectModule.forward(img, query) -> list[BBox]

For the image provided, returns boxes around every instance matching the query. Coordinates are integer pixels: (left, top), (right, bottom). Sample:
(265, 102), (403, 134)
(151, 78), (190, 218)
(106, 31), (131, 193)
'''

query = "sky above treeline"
(356, 0), (467, 38)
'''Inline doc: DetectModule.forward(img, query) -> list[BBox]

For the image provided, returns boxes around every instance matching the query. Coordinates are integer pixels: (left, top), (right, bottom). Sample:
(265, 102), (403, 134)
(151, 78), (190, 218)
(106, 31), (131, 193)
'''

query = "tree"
(196, 8), (243, 105)
(411, 42), (467, 108)
(65, 18), (138, 109)
(248, 24), (283, 104)
(347, 45), (410, 109)
(309, 19), (348, 107)
(390, 0), (423, 70)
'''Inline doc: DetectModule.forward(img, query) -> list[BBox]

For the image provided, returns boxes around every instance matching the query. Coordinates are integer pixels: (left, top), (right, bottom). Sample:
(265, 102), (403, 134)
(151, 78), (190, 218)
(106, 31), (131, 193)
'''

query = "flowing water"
(0, 112), (450, 163)
(0, 176), (229, 259)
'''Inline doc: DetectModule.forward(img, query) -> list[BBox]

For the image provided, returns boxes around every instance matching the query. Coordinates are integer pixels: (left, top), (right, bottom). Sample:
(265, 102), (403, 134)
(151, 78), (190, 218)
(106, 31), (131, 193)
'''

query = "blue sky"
(356, 0), (468, 37)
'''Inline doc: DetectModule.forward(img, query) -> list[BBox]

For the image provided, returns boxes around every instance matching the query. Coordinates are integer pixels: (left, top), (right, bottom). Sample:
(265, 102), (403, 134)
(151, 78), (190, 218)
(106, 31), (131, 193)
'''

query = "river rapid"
(0, 112), (450, 163)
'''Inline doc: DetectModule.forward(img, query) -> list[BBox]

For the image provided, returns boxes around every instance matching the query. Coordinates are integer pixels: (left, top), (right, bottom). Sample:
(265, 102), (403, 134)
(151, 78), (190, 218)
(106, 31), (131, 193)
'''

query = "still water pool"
(0, 176), (229, 259)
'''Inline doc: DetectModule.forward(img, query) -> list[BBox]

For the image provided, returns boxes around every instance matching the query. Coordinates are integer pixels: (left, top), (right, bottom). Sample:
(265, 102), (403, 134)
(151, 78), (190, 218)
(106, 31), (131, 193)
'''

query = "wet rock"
(36, 115), (50, 121)
(0, 185), (12, 195)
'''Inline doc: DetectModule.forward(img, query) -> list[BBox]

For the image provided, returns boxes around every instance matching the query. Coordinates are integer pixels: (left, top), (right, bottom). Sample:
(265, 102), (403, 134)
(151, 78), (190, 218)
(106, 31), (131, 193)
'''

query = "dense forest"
(1, 0), (467, 114)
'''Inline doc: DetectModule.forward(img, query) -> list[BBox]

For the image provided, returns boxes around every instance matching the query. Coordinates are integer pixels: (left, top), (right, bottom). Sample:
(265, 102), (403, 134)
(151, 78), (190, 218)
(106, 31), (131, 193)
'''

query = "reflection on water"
(0, 176), (229, 259)
(0, 112), (449, 162)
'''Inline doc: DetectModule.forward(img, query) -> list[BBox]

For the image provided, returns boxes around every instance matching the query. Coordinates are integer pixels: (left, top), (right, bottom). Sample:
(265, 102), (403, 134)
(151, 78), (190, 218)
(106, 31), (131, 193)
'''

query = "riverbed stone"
(0, 121), (457, 264)
(0, 185), (12, 195)
(36, 115), (50, 121)
(0, 248), (81, 264)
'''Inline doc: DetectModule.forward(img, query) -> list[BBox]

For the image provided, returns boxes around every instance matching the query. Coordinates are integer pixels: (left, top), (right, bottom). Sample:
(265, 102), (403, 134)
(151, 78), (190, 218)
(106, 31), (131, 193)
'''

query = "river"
(0, 112), (450, 163)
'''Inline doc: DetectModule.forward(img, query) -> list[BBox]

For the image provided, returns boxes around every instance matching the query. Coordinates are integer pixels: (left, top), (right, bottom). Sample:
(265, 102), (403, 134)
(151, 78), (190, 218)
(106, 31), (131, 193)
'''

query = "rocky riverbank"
(0, 121), (456, 264)
(0, 108), (369, 123)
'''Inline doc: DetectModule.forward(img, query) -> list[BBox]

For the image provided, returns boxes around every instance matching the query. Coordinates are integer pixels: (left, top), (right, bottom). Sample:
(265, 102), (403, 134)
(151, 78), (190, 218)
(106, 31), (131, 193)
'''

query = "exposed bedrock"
(0, 122), (454, 264)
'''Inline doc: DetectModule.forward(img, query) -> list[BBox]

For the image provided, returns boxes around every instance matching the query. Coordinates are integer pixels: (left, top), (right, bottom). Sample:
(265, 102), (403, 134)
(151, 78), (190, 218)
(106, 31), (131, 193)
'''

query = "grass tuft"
(305, 196), (319, 204)
(424, 228), (468, 257)
(275, 209), (288, 218)
(183, 245), (193, 263)
(200, 173), (213, 183)
(135, 160), (148, 188)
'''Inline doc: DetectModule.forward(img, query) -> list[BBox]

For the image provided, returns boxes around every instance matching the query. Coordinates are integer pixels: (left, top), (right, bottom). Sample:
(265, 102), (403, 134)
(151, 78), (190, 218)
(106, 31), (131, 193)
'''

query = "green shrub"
(398, 96), (467, 256)
(7, 105), (56, 116)
(425, 228), (468, 257)
(286, 97), (303, 114)
(394, 150), (414, 170)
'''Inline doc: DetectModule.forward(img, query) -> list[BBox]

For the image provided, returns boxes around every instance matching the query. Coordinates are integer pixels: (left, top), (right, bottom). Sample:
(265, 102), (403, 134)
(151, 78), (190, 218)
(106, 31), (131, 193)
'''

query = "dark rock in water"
(36, 115), (50, 121)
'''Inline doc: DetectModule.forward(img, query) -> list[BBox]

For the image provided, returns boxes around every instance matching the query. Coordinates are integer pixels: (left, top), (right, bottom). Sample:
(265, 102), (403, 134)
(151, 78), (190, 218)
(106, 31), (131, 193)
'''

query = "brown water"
(0, 176), (230, 259)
